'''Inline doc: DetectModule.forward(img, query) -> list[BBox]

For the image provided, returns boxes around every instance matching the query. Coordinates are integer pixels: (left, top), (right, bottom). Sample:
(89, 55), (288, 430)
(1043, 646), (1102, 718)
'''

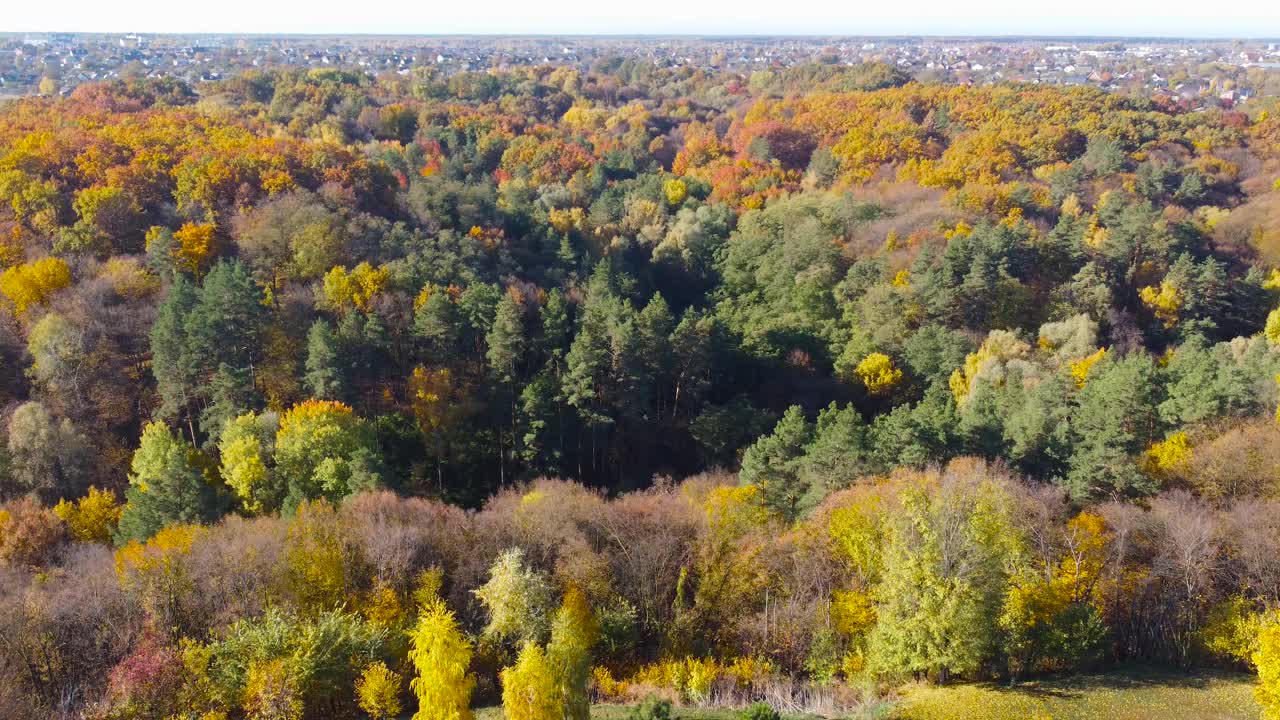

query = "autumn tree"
(408, 592), (475, 720)
(547, 587), (599, 720)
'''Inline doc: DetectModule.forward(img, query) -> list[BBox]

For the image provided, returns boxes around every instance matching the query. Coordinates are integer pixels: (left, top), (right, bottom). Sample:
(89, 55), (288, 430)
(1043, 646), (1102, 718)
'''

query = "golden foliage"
(855, 352), (904, 396)
(1256, 615), (1280, 719)
(53, 486), (122, 543)
(173, 222), (216, 277)
(663, 178), (688, 206)
(321, 262), (390, 312)
(0, 256), (70, 315)
(1143, 432), (1191, 478)
(408, 594), (476, 720)
(1070, 347), (1107, 388)
(355, 662), (403, 720)
(1139, 281), (1183, 329)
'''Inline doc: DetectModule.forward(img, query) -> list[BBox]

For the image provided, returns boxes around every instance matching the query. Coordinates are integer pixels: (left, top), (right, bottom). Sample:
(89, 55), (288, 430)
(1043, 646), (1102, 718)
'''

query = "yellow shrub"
(0, 256), (70, 315)
(722, 656), (774, 689)
(855, 352), (904, 396)
(356, 662), (402, 720)
(591, 666), (628, 700)
(362, 581), (406, 628)
(1201, 597), (1265, 665)
(242, 658), (302, 720)
(628, 657), (725, 704)
(53, 486), (122, 543)
(1143, 432), (1191, 478)
(1139, 281), (1183, 328)
(501, 642), (559, 720)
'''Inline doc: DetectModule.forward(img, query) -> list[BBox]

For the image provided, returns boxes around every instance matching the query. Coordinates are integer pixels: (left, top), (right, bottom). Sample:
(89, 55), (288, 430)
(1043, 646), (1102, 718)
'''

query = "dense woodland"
(3, 61), (1280, 718)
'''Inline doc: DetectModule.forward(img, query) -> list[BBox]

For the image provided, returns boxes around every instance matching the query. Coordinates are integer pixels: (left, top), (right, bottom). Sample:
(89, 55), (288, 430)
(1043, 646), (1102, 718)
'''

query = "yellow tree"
(173, 222), (216, 278)
(356, 661), (403, 720)
(501, 642), (559, 720)
(547, 587), (599, 720)
(408, 594), (475, 720)
(321, 262), (390, 312)
(0, 257), (71, 316)
(1256, 616), (1280, 719)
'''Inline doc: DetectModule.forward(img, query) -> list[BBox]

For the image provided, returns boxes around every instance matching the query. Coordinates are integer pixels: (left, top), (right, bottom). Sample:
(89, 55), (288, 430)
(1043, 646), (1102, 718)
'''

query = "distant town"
(3, 33), (1280, 106)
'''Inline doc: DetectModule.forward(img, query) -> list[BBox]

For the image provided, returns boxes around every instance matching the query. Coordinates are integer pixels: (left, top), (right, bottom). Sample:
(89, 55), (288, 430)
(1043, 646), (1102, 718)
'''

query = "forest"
(2, 59), (1280, 718)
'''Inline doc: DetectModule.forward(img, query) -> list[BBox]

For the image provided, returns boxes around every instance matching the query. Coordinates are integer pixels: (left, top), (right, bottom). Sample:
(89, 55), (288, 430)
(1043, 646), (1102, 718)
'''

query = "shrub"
(501, 642), (559, 720)
(0, 496), (66, 567)
(355, 661), (402, 720)
(625, 697), (673, 720)
(740, 702), (781, 720)
(54, 486), (122, 543)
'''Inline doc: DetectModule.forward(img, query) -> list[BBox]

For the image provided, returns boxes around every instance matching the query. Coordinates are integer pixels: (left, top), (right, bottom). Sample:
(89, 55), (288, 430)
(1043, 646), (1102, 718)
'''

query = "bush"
(740, 701), (781, 720)
(626, 697), (673, 720)
(0, 496), (66, 567)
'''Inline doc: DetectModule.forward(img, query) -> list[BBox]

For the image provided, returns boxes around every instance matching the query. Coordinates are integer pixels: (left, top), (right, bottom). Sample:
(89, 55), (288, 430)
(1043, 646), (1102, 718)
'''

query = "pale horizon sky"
(4, 0), (1280, 39)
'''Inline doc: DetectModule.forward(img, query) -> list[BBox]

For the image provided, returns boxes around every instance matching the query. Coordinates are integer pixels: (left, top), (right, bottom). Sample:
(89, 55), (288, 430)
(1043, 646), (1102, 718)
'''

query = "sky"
(5, 0), (1280, 38)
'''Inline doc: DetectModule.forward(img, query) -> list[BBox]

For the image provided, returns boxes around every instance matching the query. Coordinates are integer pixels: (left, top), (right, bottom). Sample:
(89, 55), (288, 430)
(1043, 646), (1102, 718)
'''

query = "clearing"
(475, 668), (1261, 719)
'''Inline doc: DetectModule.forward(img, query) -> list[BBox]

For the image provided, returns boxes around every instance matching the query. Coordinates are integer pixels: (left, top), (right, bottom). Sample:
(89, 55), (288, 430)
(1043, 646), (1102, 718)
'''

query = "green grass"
(890, 668), (1261, 720)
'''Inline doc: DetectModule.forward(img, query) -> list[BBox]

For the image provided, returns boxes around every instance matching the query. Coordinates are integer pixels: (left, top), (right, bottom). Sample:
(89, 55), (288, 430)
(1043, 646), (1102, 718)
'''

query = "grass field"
(476, 704), (838, 719)
(477, 668), (1261, 719)
(890, 668), (1261, 720)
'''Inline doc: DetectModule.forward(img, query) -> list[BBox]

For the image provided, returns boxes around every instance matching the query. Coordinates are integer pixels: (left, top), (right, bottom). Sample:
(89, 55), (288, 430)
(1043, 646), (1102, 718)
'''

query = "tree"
(172, 222), (216, 278)
(1257, 616), (1280, 720)
(4, 401), (90, 502)
(116, 422), (221, 543)
(242, 658), (303, 720)
(547, 587), (599, 720)
(855, 352), (904, 396)
(1066, 353), (1162, 501)
(668, 309), (714, 421)
(488, 291), (528, 484)
(304, 320), (345, 400)
(414, 288), (462, 365)
(738, 406), (812, 521)
(0, 257), (71, 316)
(274, 400), (381, 509)
(796, 403), (871, 513)
(868, 463), (1018, 682)
(66, 186), (143, 256)
(0, 495), (66, 567)
(321, 262), (389, 312)
(186, 260), (266, 392)
(474, 548), (555, 645)
(218, 411), (281, 514)
(150, 276), (201, 440)
(408, 594), (475, 720)
(563, 278), (616, 476)
(52, 486), (122, 543)
(501, 642), (559, 720)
